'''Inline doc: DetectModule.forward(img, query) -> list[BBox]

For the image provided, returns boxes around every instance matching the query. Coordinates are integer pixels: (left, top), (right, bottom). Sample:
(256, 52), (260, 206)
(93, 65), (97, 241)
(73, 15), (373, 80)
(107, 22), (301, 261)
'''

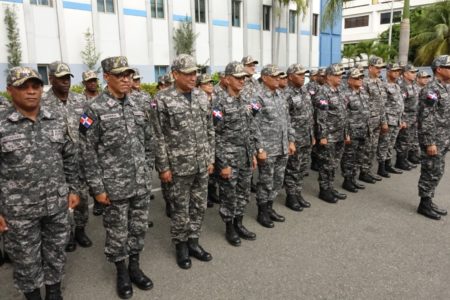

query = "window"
(30, 0), (52, 6)
(97, 0), (115, 13)
(150, 0), (164, 18)
(155, 66), (168, 80)
(195, 0), (206, 23)
(380, 11), (401, 24)
(37, 65), (49, 86)
(232, 0), (241, 27)
(263, 5), (271, 31)
(312, 13), (319, 36)
(344, 15), (369, 28)
(289, 10), (296, 33)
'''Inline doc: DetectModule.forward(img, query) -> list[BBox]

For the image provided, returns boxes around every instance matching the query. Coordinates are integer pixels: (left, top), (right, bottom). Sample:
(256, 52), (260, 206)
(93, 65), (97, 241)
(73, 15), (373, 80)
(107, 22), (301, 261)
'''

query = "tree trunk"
(398, 0), (410, 64)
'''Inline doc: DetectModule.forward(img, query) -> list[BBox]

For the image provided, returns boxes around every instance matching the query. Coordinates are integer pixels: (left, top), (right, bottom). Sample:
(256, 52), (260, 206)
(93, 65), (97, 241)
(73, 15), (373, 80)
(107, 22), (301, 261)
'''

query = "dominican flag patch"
(251, 102), (261, 113)
(79, 113), (94, 135)
(212, 109), (223, 121)
(426, 92), (438, 102)
(319, 99), (328, 108)
(150, 100), (157, 109)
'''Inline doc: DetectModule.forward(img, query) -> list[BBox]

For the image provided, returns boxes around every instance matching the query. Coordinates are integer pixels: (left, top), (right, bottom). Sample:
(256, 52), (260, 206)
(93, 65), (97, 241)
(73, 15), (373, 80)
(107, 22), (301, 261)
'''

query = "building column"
(91, 0), (101, 59)
(22, 0), (36, 64)
(243, 0), (248, 57)
(54, 0), (68, 61)
(207, 0), (214, 71)
(167, 0), (174, 61)
(227, 0), (232, 61)
(116, 0), (126, 55)
(144, 0), (154, 72)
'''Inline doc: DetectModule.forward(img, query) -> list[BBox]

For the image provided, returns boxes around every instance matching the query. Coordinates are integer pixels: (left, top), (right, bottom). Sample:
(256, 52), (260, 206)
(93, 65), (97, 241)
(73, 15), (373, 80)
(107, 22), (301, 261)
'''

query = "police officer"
(360, 56), (388, 183)
(241, 55), (261, 100)
(0, 67), (80, 300)
(395, 64), (420, 170)
(80, 56), (153, 298)
(376, 62), (405, 177)
(82, 70), (100, 101)
(213, 71), (228, 100)
(213, 61), (258, 246)
(0, 95), (11, 110)
(416, 70), (431, 88)
(152, 54), (215, 269)
(315, 64), (348, 203)
(416, 55), (450, 220)
(341, 68), (370, 193)
(283, 64), (314, 211)
(42, 61), (93, 252)
(254, 64), (295, 228)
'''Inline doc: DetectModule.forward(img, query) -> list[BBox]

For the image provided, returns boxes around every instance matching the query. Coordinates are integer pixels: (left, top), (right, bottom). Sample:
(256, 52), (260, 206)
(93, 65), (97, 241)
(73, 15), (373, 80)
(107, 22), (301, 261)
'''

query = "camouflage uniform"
(0, 95), (11, 111)
(82, 70), (100, 101)
(241, 77), (261, 103)
(80, 57), (152, 262)
(0, 67), (79, 293)
(152, 56), (214, 243)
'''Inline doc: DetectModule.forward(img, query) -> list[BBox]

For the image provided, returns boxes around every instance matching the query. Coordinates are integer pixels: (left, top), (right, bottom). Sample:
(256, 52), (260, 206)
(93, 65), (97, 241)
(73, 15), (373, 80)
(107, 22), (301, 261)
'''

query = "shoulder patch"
(79, 113), (94, 135)
(212, 109), (223, 121)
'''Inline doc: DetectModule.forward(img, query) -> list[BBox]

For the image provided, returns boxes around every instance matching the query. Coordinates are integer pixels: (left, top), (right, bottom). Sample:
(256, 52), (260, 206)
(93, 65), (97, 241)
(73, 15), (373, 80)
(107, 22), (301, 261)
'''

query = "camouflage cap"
(348, 67), (364, 79)
(325, 64), (344, 76)
(82, 70), (98, 81)
(402, 63), (418, 72)
(133, 68), (143, 80)
(431, 55), (450, 69)
(241, 55), (258, 65)
(157, 75), (165, 84)
(310, 69), (319, 76)
(101, 56), (134, 74)
(218, 71), (225, 78)
(386, 62), (402, 71)
(287, 64), (308, 75)
(280, 72), (288, 79)
(225, 61), (249, 77)
(197, 73), (214, 85)
(171, 54), (199, 73)
(417, 70), (431, 78)
(49, 61), (73, 77)
(7, 66), (43, 87)
(355, 63), (365, 71)
(318, 68), (326, 76)
(260, 64), (283, 77)
(368, 56), (386, 67)
(163, 73), (174, 83)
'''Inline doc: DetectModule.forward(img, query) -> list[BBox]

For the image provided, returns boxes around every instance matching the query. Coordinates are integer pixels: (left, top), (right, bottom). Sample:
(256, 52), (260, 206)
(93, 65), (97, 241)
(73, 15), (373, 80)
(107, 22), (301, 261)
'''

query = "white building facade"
(0, 0), (342, 90)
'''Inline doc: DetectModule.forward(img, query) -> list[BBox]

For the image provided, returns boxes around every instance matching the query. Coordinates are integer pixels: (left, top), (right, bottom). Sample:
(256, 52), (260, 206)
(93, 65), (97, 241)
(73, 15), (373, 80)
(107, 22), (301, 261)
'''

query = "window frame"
(380, 11), (401, 25)
(344, 15), (369, 29)
(263, 5), (271, 31)
(37, 64), (49, 86)
(195, 0), (206, 23)
(150, 0), (165, 19)
(30, 0), (52, 7)
(232, 0), (241, 27)
(289, 10), (296, 34)
(154, 65), (169, 81)
(97, 0), (115, 14)
(312, 13), (319, 36)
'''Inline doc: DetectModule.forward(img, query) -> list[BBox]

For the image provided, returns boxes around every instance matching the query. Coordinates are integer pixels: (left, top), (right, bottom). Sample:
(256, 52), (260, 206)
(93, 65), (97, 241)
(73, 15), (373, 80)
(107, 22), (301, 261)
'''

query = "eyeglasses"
(110, 72), (134, 80)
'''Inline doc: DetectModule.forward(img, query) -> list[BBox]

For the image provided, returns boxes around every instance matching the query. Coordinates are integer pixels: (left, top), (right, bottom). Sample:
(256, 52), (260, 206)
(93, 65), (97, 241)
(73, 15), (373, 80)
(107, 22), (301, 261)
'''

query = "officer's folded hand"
(68, 193), (80, 209)
(252, 156), (258, 170)
(220, 167), (232, 180)
(401, 122), (407, 129)
(344, 135), (351, 145)
(0, 215), (8, 233)
(95, 192), (111, 205)
(319, 138), (328, 145)
(312, 137), (316, 145)
(427, 145), (438, 156)
(381, 123), (389, 134)
(160, 170), (173, 183)
(288, 142), (296, 155)
(257, 151), (267, 164)
(207, 164), (215, 175)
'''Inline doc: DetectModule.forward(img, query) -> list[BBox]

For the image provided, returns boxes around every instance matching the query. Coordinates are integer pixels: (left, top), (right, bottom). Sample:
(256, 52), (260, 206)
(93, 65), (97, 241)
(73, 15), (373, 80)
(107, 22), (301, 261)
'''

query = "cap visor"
(232, 72), (248, 78)
(12, 76), (43, 87)
(55, 72), (74, 78)
(374, 63), (386, 67)
(180, 67), (199, 73)
(110, 67), (134, 74)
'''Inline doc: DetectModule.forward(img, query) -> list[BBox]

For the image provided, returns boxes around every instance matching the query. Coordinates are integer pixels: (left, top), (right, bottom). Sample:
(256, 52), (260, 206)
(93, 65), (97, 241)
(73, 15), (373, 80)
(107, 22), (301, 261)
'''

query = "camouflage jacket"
(213, 92), (259, 170)
(384, 82), (404, 126)
(399, 80), (420, 124)
(152, 86), (215, 176)
(241, 77), (261, 101)
(0, 106), (79, 219)
(343, 87), (370, 140)
(418, 79), (450, 146)
(253, 85), (294, 157)
(285, 85), (314, 147)
(304, 81), (322, 101)
(314, 84), (347, 142)
(363, 77), (387, 124)
(0, 96), (11, 111)
(213, 83), (228, 103)
(79, 89), (152, 200)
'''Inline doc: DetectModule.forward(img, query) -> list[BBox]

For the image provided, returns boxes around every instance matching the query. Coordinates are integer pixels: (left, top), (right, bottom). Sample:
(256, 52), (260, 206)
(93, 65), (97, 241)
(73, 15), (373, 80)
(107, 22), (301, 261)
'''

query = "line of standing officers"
(1, 53), (450, 300)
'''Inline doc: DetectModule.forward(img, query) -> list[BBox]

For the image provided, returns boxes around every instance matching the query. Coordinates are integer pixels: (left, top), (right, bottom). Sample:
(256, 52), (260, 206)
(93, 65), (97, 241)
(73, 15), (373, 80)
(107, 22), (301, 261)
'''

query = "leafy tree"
(81, 28), (101, 72)
(173, 17), (198, 55)
(4, 5), (22, 69)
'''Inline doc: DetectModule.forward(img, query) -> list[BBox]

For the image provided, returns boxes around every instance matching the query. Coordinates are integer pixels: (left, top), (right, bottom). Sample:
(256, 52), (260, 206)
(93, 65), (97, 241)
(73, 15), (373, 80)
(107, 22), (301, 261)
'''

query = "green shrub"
(70, 84), (84, 94)
(0, 91), (11, 101)
(211, 72), (220, 85)
(141, 83), (158, 97)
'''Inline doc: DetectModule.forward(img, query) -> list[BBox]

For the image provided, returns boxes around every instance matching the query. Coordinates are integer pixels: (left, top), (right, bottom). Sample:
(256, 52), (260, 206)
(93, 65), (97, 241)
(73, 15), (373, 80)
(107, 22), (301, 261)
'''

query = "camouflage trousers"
(4, 209), (69, 293)
(103, 194), (149, 263)
(395, 119), (419, 155)
(377, 125), (400, 162)
(418, 141), (450, 198)
(341, 138), (366, 178)
(317, 141), (345, 190)
(170, 172), (208, 243)
(72, 181), (89, 228)
(360, 118), (381, 173)
(284, 144), (312, 196)
(161, 181), (173, 214)
(256, 155), (288, 205)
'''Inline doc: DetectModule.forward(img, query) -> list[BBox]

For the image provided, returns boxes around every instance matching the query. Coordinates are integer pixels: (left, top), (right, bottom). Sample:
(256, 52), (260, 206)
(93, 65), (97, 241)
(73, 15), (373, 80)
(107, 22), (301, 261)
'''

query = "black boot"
(318, 188), (338, 203)
(74, 226), (92, 248)
(332, 189), (347, 200)
(25, 289), (42, 300)
(165, 202), (172, 218)
(115, 260), (133, 299)
(368, 171), (382, 181)
(148, 220), (154, 228)
(351, 177), (365, 189)
(417, 197), (441, 220)
(128, 254), (153, 290)
(175, 242), (191, 269)
(297, 192), (311, 208)
(92, 199), (104, 216)
(385, 159), (402, 174)
(65, 230), (76, 252)
(377, 161), (390, 178)
(285, 194), (303, 211)
(44, 282), (62, 300)
(359, 172), (376, 184)
(342, 178), (358, 193)
(225, 221), (241, 246)
(431, 201), (448, 216)
(234, 216), (256, 240)
(408, 150), (420, 164)
(257, 203), (274, 228)
(3, 249), (10, 263)
(395, 153), (412, 171)
(187, 238), (212, 261)
(207, 199), (214, 208)
(267, 202), (285, 222)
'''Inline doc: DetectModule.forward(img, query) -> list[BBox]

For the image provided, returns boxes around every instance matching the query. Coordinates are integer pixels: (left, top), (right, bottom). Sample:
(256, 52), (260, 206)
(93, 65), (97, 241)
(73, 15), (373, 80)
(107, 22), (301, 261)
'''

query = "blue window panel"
(123, 8), (147, 17)
(212, 19), (229, 27)
(275, 27), (288, 33)
(247, 23), (261, 30)
(173, 14), (192, 22)
(63, 1), (92, 11)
